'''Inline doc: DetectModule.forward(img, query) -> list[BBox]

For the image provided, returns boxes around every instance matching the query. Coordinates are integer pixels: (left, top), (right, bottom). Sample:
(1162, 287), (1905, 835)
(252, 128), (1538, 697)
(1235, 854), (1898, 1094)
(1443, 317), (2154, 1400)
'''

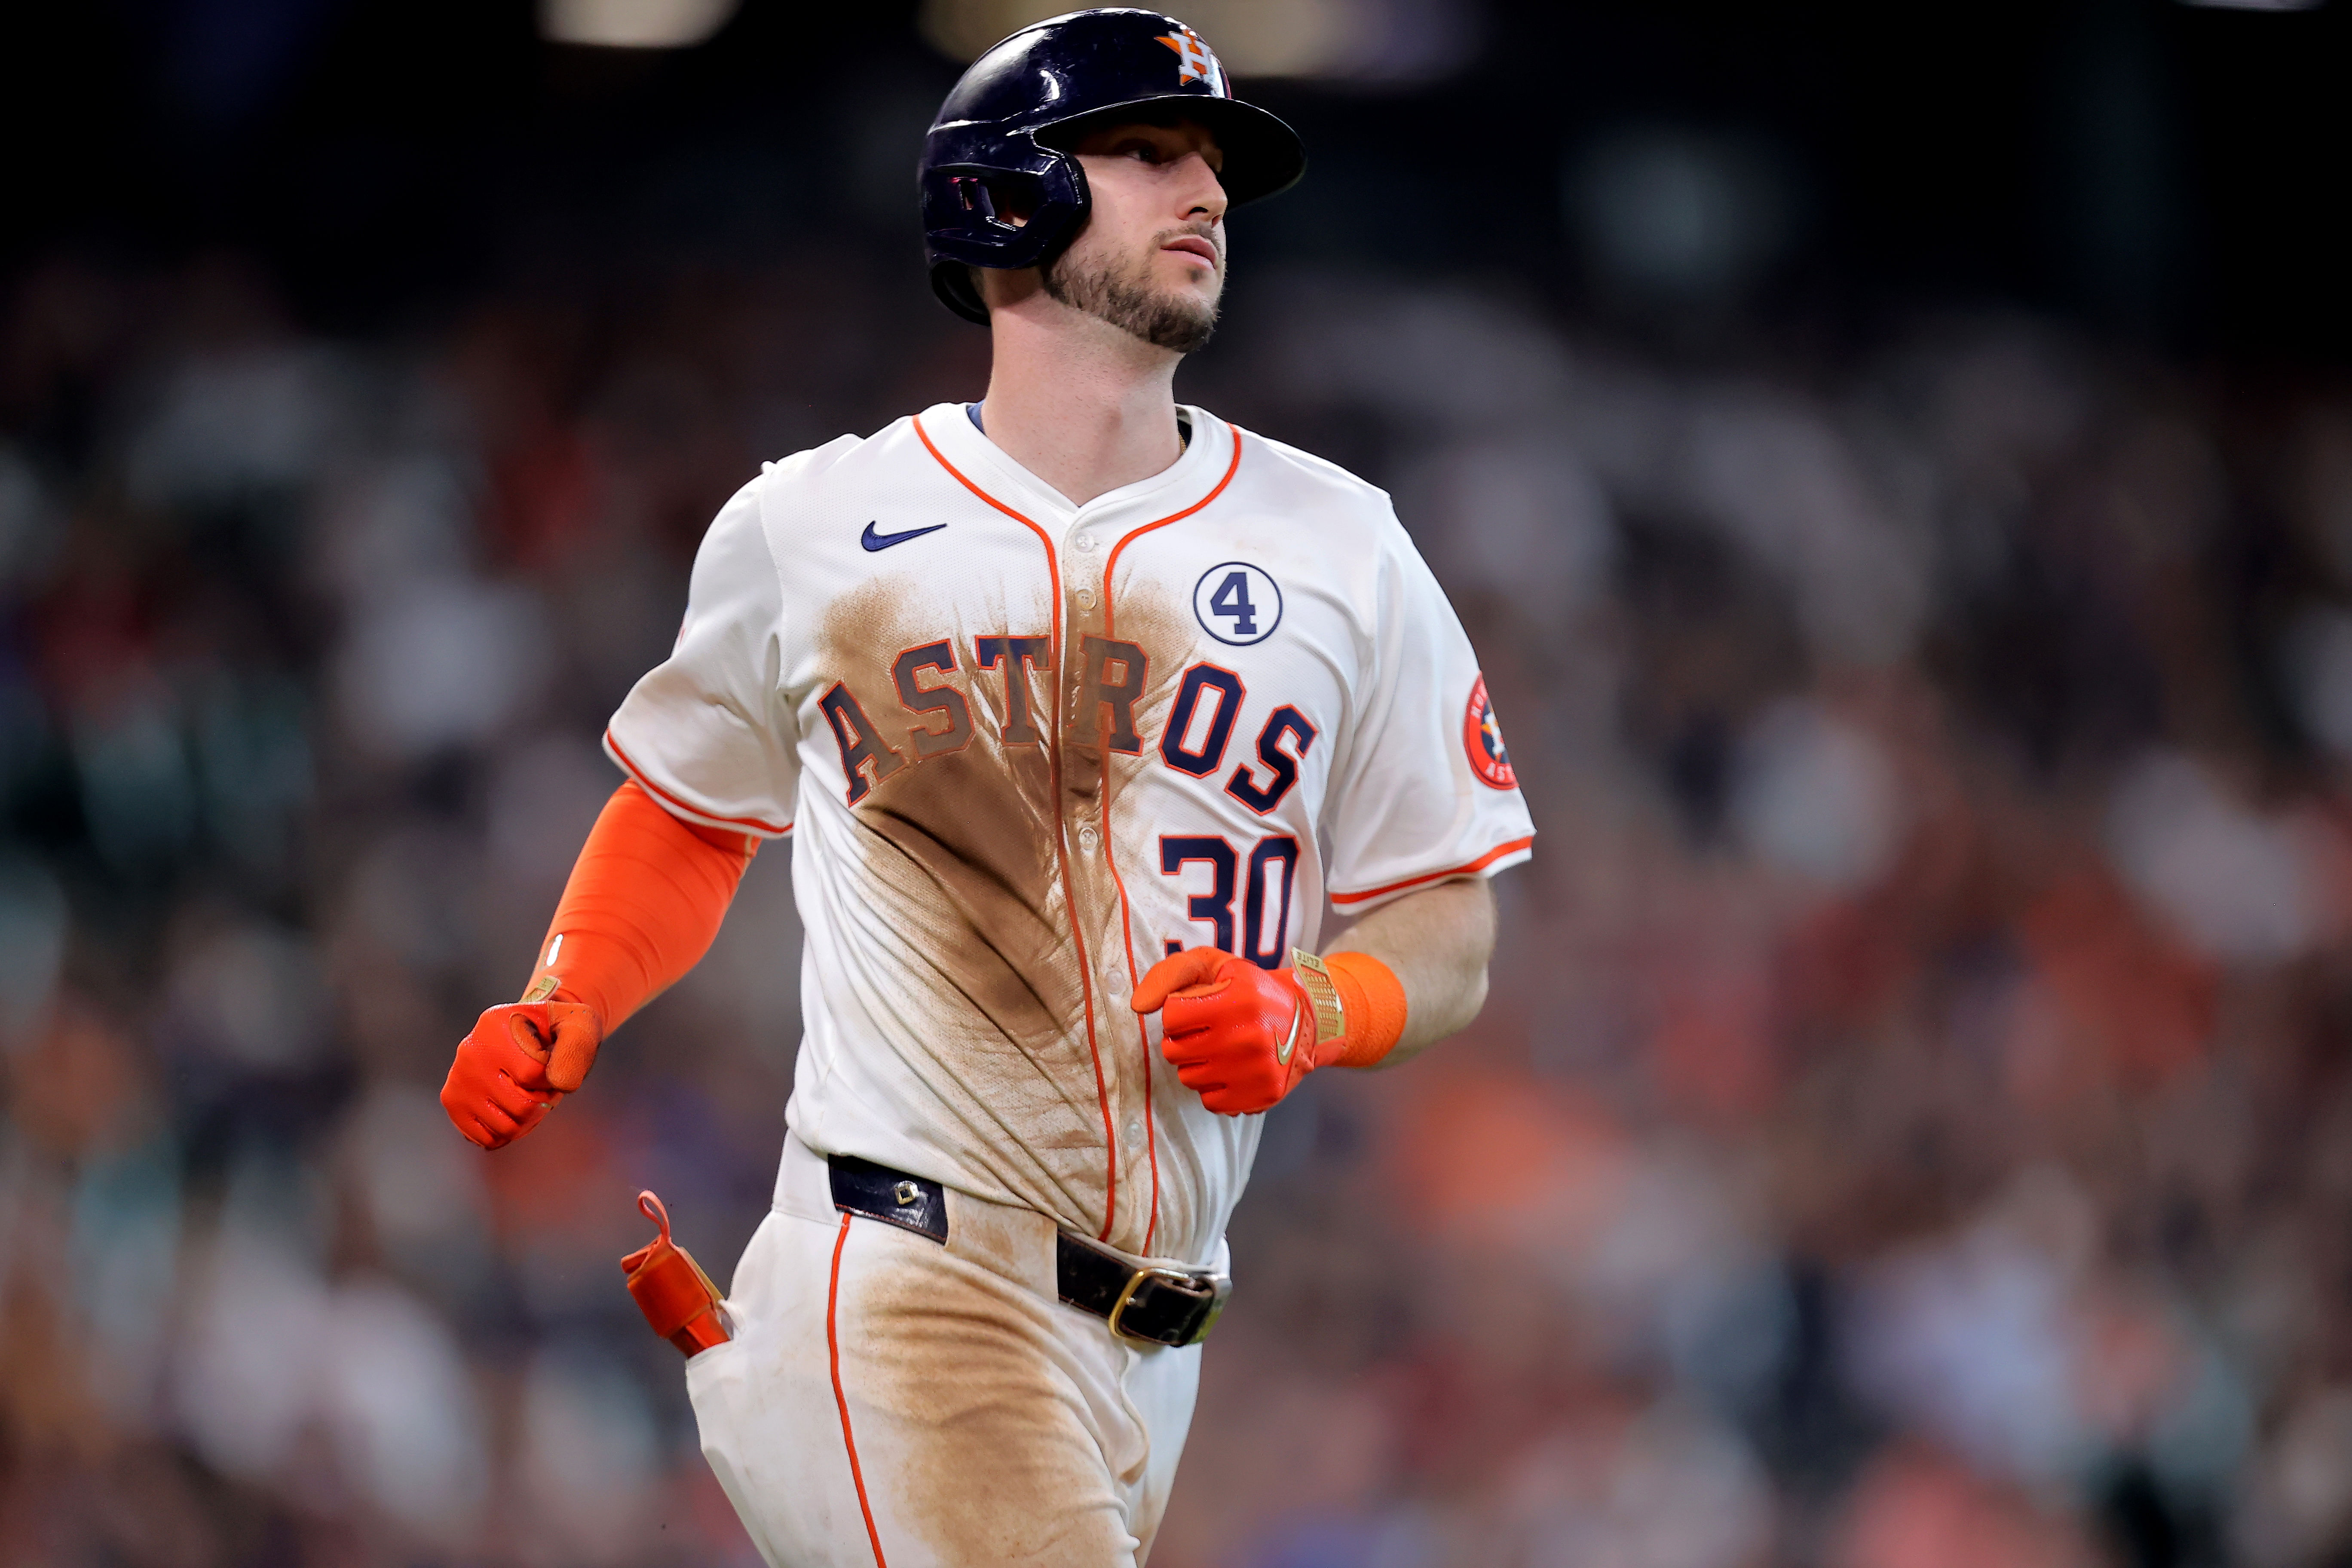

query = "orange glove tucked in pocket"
(622, 1190), (731, 1357)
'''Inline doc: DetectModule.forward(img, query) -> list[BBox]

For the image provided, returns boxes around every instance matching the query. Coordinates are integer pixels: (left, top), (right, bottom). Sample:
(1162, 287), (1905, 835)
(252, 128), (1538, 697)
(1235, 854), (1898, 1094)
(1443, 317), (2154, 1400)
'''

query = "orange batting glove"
(1131, 947), (1406, 1116)
(439, 999), (603, 1150)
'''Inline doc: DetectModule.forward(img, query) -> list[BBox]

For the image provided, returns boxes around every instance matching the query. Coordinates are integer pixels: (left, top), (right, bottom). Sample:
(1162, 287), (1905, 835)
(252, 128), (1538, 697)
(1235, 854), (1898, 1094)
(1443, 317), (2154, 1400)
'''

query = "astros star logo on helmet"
(1157, 24), (1223, 90)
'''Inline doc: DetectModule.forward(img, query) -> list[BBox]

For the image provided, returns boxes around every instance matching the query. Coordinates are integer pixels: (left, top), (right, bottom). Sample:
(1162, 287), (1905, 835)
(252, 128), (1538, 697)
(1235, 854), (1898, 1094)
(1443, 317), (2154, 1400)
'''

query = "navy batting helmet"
(919, 9), (1308, 324)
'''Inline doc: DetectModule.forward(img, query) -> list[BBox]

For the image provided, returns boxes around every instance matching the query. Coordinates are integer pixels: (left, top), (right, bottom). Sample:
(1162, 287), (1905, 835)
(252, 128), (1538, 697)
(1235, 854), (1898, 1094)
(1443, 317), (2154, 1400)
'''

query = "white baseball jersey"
(606, 402), (1534, 1265)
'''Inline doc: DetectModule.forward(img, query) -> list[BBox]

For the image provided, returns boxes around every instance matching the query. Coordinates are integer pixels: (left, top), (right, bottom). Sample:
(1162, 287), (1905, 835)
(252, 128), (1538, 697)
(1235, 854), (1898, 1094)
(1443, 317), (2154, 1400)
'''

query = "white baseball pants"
(685, 1135), (1204, 1567)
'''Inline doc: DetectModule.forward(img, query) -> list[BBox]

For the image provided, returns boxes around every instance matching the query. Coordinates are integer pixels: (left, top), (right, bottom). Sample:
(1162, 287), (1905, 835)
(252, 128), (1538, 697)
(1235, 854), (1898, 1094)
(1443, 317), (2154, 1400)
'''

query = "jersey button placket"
(1069, 523), (1102, 618)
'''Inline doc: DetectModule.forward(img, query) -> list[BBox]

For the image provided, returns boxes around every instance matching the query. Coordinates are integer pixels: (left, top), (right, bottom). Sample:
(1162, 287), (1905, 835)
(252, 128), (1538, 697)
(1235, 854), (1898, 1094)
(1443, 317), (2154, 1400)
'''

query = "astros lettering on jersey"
(606, 403), (1534, 1267)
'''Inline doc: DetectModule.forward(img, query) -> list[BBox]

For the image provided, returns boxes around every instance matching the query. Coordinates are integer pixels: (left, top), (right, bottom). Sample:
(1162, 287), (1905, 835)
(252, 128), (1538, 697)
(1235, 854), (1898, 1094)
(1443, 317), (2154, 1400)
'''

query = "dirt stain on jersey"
(818, 578), (1112, 1228)
(1070, 579), (1195, 901)
(815, 572), (1204, 1252)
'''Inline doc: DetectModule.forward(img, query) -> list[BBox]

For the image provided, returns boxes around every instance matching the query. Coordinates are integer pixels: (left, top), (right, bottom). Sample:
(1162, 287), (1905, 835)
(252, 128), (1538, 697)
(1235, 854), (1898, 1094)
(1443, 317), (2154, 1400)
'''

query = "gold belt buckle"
(1106, 1266), (1230, 1345)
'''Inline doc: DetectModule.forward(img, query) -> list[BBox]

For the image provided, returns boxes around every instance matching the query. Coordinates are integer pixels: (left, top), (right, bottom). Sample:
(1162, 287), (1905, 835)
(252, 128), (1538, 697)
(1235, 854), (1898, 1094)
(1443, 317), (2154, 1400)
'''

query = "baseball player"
(439, 9), (1534, 1565)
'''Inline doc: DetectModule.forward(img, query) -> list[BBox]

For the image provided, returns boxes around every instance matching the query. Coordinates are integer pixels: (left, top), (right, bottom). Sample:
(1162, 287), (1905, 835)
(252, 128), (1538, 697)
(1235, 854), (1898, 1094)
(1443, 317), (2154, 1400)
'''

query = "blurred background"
(5, 0), (2352, 1563)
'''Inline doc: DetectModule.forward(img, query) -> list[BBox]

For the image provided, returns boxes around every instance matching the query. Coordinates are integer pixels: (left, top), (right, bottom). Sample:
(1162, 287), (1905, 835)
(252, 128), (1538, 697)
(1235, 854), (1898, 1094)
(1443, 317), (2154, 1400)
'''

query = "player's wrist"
(1302, 950), (1407, 1069)
(520, 972), (607, 1033)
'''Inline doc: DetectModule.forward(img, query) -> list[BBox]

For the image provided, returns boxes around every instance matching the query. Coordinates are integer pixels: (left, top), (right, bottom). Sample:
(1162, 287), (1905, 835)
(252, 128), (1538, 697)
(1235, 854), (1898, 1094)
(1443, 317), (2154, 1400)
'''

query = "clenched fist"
(440, 1000), (603, 1150)
(1131, 949), (1339, 1116)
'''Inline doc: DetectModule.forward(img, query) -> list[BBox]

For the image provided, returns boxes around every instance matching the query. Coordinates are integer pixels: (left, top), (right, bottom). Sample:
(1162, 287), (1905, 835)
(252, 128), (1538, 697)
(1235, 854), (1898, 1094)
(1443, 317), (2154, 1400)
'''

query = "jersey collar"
(916, 401), (1232, 527)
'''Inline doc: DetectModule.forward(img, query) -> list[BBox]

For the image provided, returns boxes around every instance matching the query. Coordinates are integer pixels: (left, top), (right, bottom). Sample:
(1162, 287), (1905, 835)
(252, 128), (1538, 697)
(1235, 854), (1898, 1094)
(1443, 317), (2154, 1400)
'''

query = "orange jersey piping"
(1100, 430), (1246, 1254)
(605, 729), (794, 835)
(1328, 835), (1535, 906)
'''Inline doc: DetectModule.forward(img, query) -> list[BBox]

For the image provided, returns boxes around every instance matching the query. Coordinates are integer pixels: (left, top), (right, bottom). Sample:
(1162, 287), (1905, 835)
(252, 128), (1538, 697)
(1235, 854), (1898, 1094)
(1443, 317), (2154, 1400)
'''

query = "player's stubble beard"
(1041, 224), (1221, 354)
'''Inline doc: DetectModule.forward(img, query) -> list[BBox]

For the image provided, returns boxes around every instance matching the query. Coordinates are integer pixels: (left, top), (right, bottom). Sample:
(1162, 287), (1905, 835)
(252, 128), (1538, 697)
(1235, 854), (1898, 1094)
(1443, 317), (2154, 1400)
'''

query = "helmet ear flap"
(930, 260), (991, 325)
(948, 172), (1029, 230)
(919, 150), (1089, 296)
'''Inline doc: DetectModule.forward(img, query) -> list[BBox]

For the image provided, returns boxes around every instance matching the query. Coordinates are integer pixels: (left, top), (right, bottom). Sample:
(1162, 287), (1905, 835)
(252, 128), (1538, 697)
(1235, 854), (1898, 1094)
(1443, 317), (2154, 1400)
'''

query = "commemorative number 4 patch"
(1193, 561), (1282, 647)
(1464, 674), (1516, 790)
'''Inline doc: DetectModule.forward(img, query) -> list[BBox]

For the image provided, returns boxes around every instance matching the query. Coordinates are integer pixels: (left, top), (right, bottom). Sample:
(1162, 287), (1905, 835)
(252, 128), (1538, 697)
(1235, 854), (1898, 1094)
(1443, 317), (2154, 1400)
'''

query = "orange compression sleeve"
(1320, 951), (1410, 1068)
(521, 781), (760, 1030)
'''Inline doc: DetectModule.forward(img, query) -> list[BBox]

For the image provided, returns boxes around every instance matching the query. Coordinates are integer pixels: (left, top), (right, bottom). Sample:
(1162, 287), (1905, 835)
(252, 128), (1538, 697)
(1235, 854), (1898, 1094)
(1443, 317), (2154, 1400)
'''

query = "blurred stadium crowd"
(8, 227), (2352, 1568)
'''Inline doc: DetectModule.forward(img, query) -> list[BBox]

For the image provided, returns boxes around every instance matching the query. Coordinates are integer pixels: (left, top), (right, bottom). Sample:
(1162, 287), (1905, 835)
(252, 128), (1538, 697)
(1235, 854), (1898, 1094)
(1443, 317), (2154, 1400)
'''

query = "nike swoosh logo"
(862, 520), (948, 552)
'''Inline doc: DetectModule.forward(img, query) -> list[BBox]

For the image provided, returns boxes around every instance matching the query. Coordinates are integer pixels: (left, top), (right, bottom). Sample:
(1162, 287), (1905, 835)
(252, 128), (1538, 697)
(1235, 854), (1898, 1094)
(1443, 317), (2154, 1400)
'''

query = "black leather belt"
(1053, 1230), (1231, 1348)
(827, 1155), (1231, 1349)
